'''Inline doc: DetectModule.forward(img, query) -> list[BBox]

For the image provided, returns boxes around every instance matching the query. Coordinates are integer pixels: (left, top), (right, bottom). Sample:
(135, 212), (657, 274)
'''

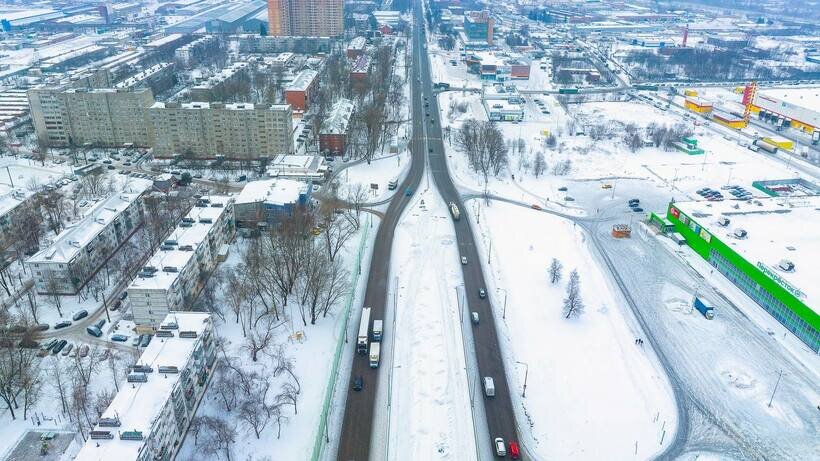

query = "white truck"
(372, 320), (383, 342)
(369, 342), (381, 368)
(357, 307), (371, 354)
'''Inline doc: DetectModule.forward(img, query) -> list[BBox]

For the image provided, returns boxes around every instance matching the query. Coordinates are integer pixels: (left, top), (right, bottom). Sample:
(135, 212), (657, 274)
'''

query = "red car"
(508, 441), (520, 459)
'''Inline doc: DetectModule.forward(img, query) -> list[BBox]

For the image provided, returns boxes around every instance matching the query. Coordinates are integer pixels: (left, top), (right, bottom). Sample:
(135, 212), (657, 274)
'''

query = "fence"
(310, 212), (372, 460)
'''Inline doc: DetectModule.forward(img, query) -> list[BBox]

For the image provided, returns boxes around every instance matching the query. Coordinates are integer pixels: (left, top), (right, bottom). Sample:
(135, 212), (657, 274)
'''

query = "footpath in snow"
(469, 200), (678, 460)
(385, 180), (477, 460)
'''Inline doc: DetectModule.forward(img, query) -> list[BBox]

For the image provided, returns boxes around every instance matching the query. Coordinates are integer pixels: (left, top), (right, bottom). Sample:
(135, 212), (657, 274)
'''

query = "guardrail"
(310, 212), (372, 461)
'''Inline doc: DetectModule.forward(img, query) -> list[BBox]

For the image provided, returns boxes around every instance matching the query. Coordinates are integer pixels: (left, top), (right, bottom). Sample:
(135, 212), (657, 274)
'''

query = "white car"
(461, 256), (467, 265)
(494, 438), (506, 457)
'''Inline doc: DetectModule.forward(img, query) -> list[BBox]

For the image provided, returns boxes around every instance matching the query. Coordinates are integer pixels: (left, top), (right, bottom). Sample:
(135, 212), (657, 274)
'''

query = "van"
(388, 178), (398, 190)
(483, 377), (495, 397)
(372, 320), (383, 342)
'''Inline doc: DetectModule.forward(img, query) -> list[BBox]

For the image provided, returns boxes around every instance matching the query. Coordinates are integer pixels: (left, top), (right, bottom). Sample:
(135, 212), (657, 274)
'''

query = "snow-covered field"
(386, 179), (476, 459)
(469, 200), (677, 460)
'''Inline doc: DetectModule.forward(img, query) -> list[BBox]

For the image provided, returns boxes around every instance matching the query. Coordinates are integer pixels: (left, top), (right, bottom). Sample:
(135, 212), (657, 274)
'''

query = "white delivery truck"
(357, 307), (371, 354)
(372, 320), (383, 342)
(483, 377), (495, 397)
(369, 342), (381, 368)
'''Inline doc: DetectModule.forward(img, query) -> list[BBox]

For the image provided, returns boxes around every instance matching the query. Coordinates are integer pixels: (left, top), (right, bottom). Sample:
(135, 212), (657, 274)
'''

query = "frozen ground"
(386, 177), (476, 460)
(469, 200), (677, 460)
(177, 217), (377, 460)
(437, 78), (820, 459)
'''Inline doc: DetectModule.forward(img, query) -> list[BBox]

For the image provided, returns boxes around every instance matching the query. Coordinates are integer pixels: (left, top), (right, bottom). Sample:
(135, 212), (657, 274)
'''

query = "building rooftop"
(321, 98), (354, 135)
(285, 69), (319, 92)
(758, 88), (820, 113)
(74, 312), (212, 461)
(129, 196), (232, 291)
(235, 178), (307, 206)
(27, 191), (146, 265)
(673, 196), (820, 310)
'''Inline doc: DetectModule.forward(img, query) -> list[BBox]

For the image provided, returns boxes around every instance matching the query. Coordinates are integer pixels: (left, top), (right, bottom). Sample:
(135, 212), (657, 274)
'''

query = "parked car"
(353, 375), (364, 391)
(32, 323), (50, 332)
(111, 334), (128, 342)
(61, 343), (73, 356)
(52, 340), (67, 355)
(79, 345), (89, 357)
(140, 335), (152, 347)
(54, 320), (72, 329)
(132, 335), (142, 347)
(494, 437), (507, 457)
(72, 310), (88, 321)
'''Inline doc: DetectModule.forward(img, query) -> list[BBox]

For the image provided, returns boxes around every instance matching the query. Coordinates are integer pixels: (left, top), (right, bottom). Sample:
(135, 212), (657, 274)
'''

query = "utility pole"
(768, 369), (784, 407)
(516, 361), (529, 398)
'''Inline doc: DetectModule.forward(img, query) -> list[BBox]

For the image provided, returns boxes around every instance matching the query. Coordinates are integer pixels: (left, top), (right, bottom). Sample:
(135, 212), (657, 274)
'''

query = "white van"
(388, 178), (398, 190)
(483, 377), (495, 397)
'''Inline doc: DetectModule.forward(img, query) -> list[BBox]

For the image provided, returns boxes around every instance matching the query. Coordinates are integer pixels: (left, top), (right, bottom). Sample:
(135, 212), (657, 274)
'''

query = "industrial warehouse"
(666, 197), (819, 352)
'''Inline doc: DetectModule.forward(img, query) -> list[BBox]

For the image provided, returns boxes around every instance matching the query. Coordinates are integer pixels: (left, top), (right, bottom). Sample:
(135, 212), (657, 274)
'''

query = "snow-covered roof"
(321, 98), (354, 135)
(74, 312), (212, 461)
(128, 196), (232, 291)
(113, 62), (173, 89)
(758, 88), (820, 113)
(27, 191), (145, 265)
(348, 36), (367, 50)
(235, 178), (307, 206)
(284, 69), (319, 92)
(673, 196), (820, 310)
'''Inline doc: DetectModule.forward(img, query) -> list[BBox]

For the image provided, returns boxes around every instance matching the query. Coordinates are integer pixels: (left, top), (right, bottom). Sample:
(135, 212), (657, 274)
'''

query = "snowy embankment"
(468, 201), (677, 460)
(384, 179), (477, 460)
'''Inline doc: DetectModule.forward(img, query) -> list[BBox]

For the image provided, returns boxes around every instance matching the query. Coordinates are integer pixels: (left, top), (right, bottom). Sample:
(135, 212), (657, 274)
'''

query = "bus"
(357, 307), (371, 354)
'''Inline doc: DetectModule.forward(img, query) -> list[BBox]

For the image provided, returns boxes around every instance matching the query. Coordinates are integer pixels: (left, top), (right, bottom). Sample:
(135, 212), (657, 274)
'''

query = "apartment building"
(283, 69), (319, 112)
(27, 192), (146, 295)
(149, 101), (293, 160)
(75, 312), (216, 461)
(129, 196), (235, 331)
(319, 98), (354, 155)
(188, 61), (249, 101)
(267, 0), (344, 37)
(28, 87), (154, 147)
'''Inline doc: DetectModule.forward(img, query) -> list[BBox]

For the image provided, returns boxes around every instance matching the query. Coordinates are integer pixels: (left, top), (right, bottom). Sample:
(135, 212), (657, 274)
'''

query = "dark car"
(353, 375), (364, 391)
(52, 339), (67, 355)
(558, 186), (568, 192)
(119, 292), (128, 301)
(32, 323), (50, 332)
(140, 334), (152, 347)
(111, 334), (128, 342)
(479, 288), (487, 299)
(72, 310), (88, 321)
(405, 188), (413, 197)
(633, 207), (644, 212)
(54, 320), (72, 329)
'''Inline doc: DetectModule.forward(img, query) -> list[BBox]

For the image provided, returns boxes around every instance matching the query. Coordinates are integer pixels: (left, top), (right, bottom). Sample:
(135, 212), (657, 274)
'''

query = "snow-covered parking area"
(468, 200), (677, 460)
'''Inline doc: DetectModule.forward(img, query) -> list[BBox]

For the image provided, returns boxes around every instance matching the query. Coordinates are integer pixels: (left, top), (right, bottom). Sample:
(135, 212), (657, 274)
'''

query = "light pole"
(516, 361), (529, 398)
(768, 369), (784, 408)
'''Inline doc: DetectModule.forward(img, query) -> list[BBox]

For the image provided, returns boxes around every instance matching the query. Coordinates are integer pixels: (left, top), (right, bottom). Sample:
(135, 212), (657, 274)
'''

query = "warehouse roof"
(672, 196), (820, 310)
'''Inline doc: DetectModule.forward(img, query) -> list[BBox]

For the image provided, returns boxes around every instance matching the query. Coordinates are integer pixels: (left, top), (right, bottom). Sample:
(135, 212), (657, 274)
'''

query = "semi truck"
(369, 342), (381, 368)
(449, 202), (460, 221)
(357, 307), (371, 354)
(753, 139), (778, 154)
(693, 297), (715, 320)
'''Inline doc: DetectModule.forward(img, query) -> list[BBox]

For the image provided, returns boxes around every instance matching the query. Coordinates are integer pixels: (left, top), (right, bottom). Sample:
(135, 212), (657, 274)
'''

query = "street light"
(516, 361), (529, 398)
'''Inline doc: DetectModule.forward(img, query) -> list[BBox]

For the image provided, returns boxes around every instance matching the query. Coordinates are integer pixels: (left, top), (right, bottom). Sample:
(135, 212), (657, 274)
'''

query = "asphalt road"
(334, 7), (427, 459)
(414, 2), (522, 457)
(337, 2), (519, 458)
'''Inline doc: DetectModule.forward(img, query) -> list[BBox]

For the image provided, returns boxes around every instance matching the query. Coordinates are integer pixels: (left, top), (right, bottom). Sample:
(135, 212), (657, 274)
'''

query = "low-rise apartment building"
(319, 98), (354, 155)
(129, 196), (235, 331)
(149, 101), (293, 160)
(283, 68), (319, 112)
(75, 312), (216, 461)
(28, 87), (154, 147)
(27, 192), (146, 294)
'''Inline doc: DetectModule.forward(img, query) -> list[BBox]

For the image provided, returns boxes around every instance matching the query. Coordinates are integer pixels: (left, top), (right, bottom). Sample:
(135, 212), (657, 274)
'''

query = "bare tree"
(322, 216), (356, 262)
(0, 342), (39, 420)
(277, 382), (299, 415)
(212, 363), (239, 411)
(271, 346), (301, 394)
(194, 415), (237, 461)
(552, 159), (572, 176)
(563, 269), (584, 319)
(533, 151), (547, 178)
(549, 258), (563, 284)
(242, 315), (278, 362)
